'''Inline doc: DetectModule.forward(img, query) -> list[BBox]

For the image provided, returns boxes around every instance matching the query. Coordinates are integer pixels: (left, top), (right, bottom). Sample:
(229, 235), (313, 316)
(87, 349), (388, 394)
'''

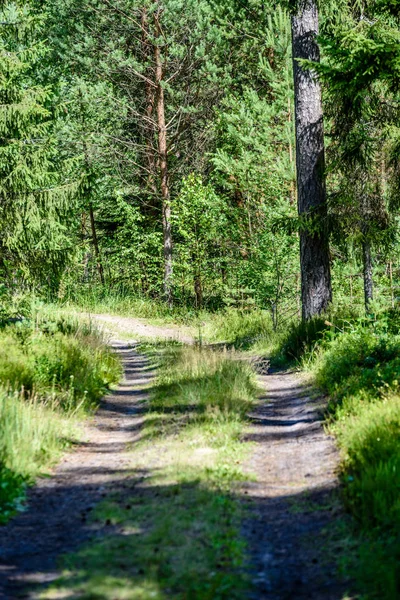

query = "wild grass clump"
(147, 345), (258, 435)
(0, 388), (75, 523)
(207, 309), (274, 349)
(0, 318), (121, 411)
(277, 317), (330, 363)
(0, 311), (121, 522)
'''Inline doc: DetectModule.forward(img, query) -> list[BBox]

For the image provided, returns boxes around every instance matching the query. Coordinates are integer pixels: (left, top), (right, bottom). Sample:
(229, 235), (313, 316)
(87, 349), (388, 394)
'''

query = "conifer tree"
(0, 1), (76, 292)
(314, 4), (400, 311)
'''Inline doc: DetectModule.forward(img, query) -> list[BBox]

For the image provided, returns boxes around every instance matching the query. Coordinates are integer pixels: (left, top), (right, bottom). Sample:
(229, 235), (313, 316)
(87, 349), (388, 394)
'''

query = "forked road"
(0, 314), (345, 599)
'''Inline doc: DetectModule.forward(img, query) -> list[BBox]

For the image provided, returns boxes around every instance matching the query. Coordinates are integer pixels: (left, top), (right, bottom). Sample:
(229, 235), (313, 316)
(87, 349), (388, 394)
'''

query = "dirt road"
(0, 314), (346, 599)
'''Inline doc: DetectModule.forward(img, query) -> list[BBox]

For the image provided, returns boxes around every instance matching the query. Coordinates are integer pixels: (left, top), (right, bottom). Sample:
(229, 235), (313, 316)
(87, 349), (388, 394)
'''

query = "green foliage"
(0, 312), (121, 522)
(149, 345), (258, 433)
(207, 309), (274, 349)
(309, 314), (400, 598)
(0, 385), (76, 523)
(0, 318), (121, 411)
(0, 1), (78, 293)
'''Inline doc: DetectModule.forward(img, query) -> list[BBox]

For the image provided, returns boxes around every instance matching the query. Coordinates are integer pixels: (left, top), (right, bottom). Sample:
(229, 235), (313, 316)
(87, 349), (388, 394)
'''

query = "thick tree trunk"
(89, 203), (105, 285)
(154, 14), (173, 307)
(291, 0), (332, 320)
(362, 239), (373, 311)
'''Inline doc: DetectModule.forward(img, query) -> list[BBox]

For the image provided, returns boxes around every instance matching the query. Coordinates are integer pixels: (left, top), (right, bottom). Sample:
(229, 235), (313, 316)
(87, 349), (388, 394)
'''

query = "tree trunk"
(291, 0), (332, 320)
(194, 274), (203, 309)
(362, 239), (373, 311)
(141, 9), (158, 201)
(154, 12), (173, 308)
(89, 203), (105, 285)
(389, 261), (394, 308)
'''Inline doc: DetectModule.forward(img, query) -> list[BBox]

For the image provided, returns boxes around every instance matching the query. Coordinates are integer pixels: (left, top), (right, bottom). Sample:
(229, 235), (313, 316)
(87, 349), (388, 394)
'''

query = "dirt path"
(87, 313), (195, 344)
(0, 314), (346, 599)
(243, 369), (346, 599)
(0, 340), (152, 599)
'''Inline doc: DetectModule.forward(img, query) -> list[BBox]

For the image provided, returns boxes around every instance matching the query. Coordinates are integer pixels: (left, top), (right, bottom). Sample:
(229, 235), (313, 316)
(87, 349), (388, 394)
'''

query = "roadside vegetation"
(0, 309), (121, 523)
(43, 343), (259, 600)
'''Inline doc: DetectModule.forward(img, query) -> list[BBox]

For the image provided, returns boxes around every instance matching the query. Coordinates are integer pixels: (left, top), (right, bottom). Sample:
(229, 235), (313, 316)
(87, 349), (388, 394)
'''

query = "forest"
(0, 0), (400, 598)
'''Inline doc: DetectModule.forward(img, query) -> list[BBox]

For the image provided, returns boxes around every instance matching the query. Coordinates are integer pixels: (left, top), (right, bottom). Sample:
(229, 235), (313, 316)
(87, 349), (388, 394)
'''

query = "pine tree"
(0, 1), (77, 292)
(291, 0), (332, 320)
(314, 2), (400, 311)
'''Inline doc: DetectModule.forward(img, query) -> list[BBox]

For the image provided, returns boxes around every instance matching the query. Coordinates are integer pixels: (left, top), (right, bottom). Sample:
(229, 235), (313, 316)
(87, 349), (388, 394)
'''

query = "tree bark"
(362, 239), (373, 311)
(291, 0), (332, 320)
(141, 9), (158, 201)
(89, 202), (105, 285)
(154, 12), (173, 307)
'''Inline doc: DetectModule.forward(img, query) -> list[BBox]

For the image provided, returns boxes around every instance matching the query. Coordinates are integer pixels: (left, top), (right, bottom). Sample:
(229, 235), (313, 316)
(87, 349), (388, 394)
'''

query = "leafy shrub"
(313, 318), (400, 598)
(315, 328), (400, 401)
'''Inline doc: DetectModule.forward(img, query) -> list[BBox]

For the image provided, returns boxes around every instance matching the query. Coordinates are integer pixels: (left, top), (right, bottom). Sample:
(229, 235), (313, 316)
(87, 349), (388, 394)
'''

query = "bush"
(312, 317), (400, 598)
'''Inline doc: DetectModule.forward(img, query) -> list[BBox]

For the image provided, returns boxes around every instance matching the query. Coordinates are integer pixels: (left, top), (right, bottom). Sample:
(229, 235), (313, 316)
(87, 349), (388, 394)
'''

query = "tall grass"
(148, 345), (259, 434)
(0, 311), (121, 522)
(205, 309), (274, 349)
(308, 316), (400, 599)
(0, 388), (75, 523)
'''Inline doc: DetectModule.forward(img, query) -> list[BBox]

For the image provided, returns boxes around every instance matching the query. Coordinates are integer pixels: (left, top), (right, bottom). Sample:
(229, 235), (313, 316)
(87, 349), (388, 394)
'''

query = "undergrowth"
(0, 310), (121, 523)
(43, 344), (259, 600)
(285, 309), (400, 599)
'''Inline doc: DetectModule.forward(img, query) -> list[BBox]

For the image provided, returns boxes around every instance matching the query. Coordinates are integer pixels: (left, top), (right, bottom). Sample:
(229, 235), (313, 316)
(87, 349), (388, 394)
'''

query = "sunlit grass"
(44, 344), (259, 600)
(311, 323), (400, 599)
(0, 310), (122, 523)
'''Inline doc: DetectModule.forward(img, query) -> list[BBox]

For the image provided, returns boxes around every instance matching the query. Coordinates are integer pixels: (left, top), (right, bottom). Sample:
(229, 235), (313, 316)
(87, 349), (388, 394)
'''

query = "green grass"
(0, 310), (121, 523)
(58, 285), (279, 349)
(0, 388), (76, 523)
(310, 318), (400, 599)
(204, 309), (274, 349)
(43, 344), (259, 600)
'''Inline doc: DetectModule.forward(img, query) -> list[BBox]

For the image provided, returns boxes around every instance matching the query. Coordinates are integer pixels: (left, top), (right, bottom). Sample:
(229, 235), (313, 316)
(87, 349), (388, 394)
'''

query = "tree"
(291, 0), (332, 320)
(0, 1), (77, 294)
(314, 8), (400, 312)
(47, 0), (228, 306)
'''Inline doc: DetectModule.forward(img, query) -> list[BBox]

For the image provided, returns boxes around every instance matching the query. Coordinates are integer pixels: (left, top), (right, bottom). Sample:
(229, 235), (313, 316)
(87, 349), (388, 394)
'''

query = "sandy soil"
(243, 369), (347, 599)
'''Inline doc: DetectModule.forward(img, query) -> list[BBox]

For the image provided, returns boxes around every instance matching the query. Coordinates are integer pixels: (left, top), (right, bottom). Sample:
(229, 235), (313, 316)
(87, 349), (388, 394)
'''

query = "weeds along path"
(0, 340), (151, 599)
(244, 368), (346, 599)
